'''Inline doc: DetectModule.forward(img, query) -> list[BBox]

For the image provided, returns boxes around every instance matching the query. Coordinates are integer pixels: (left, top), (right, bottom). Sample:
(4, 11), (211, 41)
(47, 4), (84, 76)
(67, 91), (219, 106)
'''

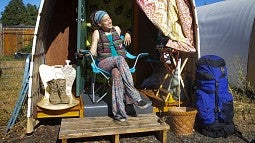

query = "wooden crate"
(59, 113), (169, 143)
(140, 90), (183, 112)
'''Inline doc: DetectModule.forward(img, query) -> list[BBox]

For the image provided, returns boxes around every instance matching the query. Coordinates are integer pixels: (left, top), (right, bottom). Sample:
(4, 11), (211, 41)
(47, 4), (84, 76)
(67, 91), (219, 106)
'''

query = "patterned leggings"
(98, 56), (142, 118)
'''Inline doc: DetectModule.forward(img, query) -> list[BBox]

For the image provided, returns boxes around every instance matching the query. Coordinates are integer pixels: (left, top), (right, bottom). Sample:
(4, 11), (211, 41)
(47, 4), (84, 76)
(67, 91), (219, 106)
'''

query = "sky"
(0, 0), (224, 17)
(195, 0), (224, 6)
(0, 0), (41, 16)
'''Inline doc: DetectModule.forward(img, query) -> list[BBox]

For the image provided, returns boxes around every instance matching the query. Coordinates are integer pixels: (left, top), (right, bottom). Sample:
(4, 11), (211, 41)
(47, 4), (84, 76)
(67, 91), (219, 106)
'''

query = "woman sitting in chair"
(88, 10), (148, 122)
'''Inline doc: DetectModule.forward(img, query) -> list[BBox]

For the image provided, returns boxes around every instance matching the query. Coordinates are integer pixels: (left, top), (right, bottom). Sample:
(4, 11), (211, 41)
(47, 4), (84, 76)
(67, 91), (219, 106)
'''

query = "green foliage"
(18, 40), (32, 53)
(0, 0), (38, 26)
(0, 55), (17, 61)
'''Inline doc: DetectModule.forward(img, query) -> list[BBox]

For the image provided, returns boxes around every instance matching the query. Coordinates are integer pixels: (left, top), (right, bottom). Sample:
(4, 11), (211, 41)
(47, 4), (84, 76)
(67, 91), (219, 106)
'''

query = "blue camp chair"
(79, 49), (149, 103)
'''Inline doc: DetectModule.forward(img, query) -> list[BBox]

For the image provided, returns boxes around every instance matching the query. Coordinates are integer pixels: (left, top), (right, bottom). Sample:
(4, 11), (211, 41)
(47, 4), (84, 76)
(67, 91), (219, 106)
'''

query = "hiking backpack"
(195, 55), (235, 138)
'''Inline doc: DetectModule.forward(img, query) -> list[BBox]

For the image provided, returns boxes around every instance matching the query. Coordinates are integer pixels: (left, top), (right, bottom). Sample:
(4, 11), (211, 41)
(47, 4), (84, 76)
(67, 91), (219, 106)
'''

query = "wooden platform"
(36, 96), (84, 118)
(59, 113), (169, 143)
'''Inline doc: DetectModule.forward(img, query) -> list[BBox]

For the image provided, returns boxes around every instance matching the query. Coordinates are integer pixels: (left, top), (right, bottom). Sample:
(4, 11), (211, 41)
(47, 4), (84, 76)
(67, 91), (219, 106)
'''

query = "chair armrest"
(137, 52), (149, 58)
(78, 50), (98, 67)
(129, 52), (149, 73)
(79, 49), (91, 55)
(79, 50), (111, 79)
(126, 51), (137, 59)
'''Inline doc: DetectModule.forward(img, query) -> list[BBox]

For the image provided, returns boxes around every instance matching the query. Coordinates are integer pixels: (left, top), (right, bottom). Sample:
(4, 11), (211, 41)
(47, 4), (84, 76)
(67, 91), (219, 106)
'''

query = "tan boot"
(57, 79), (69, 104)
(47, 79), (61, 104)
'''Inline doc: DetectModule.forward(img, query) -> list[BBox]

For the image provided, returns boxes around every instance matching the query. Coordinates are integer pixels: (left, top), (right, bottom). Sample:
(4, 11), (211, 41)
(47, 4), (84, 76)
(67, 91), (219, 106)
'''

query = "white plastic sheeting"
(197, 0), (255, 86)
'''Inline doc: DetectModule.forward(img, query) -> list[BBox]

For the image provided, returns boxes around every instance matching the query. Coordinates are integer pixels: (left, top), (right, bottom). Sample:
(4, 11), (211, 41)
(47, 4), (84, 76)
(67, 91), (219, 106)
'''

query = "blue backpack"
(195, 55), (235, 138)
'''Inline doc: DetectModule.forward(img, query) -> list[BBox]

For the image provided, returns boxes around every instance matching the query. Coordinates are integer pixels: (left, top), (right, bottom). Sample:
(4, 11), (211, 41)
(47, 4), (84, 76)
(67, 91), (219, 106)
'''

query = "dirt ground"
(0, 60), (255, 143)
(0, 100), (254, 143)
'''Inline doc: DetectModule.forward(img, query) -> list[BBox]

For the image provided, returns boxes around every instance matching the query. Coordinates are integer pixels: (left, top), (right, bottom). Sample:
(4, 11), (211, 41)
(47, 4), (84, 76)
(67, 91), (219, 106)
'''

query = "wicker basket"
(169, 107), (197, 135)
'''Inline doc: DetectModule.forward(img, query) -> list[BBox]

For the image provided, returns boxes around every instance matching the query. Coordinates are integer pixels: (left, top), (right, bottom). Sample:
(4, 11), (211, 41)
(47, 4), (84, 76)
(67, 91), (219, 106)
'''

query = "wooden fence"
(0, 26), (35, 56)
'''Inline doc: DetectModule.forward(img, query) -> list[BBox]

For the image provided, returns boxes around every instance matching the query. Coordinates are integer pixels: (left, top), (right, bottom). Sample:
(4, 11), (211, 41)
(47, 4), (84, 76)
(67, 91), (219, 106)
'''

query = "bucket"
(169, 107), (197, 135)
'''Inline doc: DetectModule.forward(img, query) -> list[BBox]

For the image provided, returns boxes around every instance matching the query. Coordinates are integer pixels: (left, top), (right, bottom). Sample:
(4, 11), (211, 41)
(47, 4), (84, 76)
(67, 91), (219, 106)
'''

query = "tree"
(0, 0), (38, 26)
(25, 4), (38, 26)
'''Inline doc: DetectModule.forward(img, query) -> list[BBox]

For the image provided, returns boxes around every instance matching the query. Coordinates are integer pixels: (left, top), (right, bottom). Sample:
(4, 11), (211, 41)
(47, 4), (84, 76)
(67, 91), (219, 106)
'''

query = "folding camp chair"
(79, 49), (149, 103)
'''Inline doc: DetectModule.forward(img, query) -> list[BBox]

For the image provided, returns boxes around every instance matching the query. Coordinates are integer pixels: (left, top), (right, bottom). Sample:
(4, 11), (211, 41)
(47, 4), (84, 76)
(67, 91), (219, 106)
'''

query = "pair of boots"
(47, 79), (69, 104)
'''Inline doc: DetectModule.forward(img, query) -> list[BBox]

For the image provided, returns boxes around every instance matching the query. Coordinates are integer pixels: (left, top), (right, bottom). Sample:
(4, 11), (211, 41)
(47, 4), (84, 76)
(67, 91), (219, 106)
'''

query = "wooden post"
(61, 139), (67, 143)
(114, 134), (120, 143)
(162, 130), (168, 143)
(156, 129), (168, 143)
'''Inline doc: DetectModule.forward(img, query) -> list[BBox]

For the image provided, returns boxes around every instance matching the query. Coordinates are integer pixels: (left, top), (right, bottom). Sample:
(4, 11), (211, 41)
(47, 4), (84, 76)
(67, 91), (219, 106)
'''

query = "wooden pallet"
(59, 113), (169, 143)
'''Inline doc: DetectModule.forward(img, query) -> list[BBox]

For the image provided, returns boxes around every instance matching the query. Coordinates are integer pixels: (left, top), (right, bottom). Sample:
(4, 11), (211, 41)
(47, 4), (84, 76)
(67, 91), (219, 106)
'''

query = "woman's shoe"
(114, 116), (127, 122)
(135, 100), (148, 109)
(125, 104), (137, 117)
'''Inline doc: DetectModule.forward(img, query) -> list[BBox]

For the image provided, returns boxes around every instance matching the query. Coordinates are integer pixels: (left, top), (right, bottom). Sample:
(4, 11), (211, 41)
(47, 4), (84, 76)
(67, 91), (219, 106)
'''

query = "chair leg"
(89, 74), (109, 103)
(96, 92), (107, 103)
(91, 74), (96, 103)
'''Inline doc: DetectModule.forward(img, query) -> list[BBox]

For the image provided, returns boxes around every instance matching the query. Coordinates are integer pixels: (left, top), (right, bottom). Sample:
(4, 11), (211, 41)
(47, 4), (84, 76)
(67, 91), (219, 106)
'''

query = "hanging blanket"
(136, 0), (196, 53)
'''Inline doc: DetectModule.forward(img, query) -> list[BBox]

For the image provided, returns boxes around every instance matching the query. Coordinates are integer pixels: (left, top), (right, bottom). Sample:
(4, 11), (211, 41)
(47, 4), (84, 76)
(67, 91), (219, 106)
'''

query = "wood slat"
(60, 114), (160, 131)
(61, 118), (160, 130)
(60, 120), (162, 134)
(60, 124), (168, 139)
(158, 88), (170, 94)
(140, 90), (164, 102)
(62, 113), (158, 124)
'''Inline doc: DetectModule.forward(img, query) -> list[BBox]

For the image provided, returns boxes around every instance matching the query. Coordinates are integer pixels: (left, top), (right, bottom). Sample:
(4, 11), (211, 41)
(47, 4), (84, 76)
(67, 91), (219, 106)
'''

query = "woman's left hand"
(124, 33), (131, 46)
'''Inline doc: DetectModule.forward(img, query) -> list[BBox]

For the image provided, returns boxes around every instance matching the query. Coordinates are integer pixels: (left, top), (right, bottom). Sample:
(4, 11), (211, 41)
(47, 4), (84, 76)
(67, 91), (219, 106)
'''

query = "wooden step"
(82, 92), (153, 117)
(59, 113), (169, 143)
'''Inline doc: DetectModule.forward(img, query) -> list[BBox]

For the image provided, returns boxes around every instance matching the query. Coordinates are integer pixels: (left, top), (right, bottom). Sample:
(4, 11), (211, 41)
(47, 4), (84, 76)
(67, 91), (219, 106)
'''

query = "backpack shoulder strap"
(233, 125), (250, 143)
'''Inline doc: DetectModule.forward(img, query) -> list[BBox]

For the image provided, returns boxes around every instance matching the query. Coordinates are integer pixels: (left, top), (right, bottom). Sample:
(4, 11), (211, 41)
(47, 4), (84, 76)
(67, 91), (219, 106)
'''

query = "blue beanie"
(94, 10), (108, 24)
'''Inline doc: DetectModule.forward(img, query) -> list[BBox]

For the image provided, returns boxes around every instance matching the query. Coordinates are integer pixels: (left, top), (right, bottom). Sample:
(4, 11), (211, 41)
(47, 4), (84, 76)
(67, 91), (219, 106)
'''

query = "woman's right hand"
(124, 33), (131, 46)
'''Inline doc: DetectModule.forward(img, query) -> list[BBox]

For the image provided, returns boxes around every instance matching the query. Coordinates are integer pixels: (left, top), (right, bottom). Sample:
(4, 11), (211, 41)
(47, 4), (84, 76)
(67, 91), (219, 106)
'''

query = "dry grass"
(0, 60), (26, 132)
(0, 59), (254, 142)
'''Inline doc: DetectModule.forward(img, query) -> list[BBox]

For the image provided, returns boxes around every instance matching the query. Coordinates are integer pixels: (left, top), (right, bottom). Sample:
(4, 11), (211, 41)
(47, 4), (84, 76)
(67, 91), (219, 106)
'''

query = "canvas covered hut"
(26, 0), (199, 135)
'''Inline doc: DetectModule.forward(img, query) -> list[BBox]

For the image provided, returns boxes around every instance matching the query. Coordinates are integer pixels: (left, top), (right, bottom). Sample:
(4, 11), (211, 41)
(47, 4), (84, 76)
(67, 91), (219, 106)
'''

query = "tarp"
(136, 0), (196, 53)
(197, 0), (255, 86)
